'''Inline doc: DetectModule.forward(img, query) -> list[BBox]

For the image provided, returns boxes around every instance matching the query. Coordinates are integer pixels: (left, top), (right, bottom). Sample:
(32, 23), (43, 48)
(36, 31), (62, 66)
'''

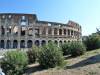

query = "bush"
(1, 50), (28, 75)
(70, 42), (86, 57)
(38, 42), (64, 68)
(61, 43), (71, 55)
(83, 34), (100, 50)
(27, 45), (39, 64)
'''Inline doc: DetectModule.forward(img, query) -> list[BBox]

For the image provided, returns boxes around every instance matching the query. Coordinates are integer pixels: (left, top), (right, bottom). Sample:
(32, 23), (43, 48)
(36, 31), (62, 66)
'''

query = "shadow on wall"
(66, 54), (100, 69)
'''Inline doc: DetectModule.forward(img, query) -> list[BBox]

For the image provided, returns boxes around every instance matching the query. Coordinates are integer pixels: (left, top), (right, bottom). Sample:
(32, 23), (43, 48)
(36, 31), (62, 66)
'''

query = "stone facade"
(0, 13), (82, 49)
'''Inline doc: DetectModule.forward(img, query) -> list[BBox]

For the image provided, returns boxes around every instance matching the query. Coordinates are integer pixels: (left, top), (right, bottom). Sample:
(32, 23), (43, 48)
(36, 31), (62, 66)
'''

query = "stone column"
(18, 26), (21, 49)
(39, 27), (42, 36)
(46, 27), (48, 36)
(70, 30), (71, 36)
(5, 26), (7, 37)
(52, 28), (54, 36)
(25, 40), (27, 48)
(4, 40), (6, 49)
(66, 29), (68, 37)
(0, 18), (1, 36)
(62, 29), (64, 35)
(57, 28), (59, 35)
(18, 40), (20, 49)
(10, 40), (13, 49)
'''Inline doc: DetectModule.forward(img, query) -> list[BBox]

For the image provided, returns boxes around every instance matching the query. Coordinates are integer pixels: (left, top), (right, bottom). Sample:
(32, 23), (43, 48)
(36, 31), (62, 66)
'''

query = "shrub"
(1, 50), (28, 75)
(70, 42), (86, 57)
(27, 45), (39, 64)
(61, 43), (71, 55)
(83, 34), (100, 50)
(38, 42), (64, 68)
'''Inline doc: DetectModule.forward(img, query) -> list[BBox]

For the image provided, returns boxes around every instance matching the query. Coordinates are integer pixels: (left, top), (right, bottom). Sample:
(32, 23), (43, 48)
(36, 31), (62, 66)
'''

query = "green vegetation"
(27, 45), (40, 64)
(61, 43), (71, 55)
(38, 42), (64, 68)
(1, 51), (28, 75)
(1, 33), (100, 74)
(69, 42), (86, 57)
(84, 34), (100, 50)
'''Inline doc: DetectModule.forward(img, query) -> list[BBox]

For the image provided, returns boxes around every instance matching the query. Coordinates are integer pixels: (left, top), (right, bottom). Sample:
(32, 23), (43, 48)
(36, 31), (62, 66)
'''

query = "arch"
(6, 40), (11, 49)
(20, 40), (25, 48)
(59, 29), (62, 35)
(1, 26), (5, 35)
(41, 40), (46, 46)
(13, 40), (18, 48)
(54, 40), (58, 45)
(68, 40), (70, 43)
(35, 40), (40, 46)
(27, 40), (33, 48)
(1, 40), (4, 48)
(64, 40), (66, 43)
(48, 40), (52, 43)
(59, 40), (62, 45)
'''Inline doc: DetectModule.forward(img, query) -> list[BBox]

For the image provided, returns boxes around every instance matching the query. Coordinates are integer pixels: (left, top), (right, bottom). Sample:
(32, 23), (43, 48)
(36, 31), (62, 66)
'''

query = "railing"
(0, 48), (29, 56)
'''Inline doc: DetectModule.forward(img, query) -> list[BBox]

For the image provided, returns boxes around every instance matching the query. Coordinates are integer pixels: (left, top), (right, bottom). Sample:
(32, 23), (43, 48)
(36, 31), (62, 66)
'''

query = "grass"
(80, 49), (100, 58)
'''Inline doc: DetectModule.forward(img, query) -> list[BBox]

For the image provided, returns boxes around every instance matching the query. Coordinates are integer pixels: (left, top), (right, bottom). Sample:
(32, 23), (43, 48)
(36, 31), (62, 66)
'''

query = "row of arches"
(0, 40), (33, 49)
(0, 40), (70, 49)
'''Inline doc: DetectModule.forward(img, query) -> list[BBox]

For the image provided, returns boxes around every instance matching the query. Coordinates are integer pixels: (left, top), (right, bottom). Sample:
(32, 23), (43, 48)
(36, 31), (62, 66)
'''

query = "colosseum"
(0, 13), (82, 49)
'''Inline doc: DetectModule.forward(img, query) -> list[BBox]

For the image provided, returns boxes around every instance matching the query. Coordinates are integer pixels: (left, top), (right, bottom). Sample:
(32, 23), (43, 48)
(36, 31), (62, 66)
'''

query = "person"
(0, 68), (5, 75)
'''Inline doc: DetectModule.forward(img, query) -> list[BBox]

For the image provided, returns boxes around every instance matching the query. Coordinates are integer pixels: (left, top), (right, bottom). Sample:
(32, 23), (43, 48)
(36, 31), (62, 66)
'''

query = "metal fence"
(0, 48), (29, 56)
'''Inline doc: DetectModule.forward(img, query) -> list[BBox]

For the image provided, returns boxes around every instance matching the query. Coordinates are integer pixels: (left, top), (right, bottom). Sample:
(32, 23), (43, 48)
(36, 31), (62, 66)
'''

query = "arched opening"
(35, 40), (40, 46)
(64, 40), (66, 43)
(59, 29), (62, 35)
(1, 26), (5, 35)
(41, 40), (46, 46)
(1, 40), (4, 48)
(48, 40), (52, 43)
(27, 40), (33, 48)
(6, 40), (11, 49)
(64, 29), (66, 35)
(54, 40), (58, 45)
(54, 28), (57, 35)
(20, 40), (25, 48)
(59, 40), (62, 45)
(68, 40), (70, 43)
(13, 40), (18, 48)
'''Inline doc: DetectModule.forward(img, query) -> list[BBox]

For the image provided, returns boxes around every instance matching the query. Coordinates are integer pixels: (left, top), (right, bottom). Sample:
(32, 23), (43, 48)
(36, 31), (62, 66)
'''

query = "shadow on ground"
(66, 54), (100, 69)
(25, 64), (46, 75)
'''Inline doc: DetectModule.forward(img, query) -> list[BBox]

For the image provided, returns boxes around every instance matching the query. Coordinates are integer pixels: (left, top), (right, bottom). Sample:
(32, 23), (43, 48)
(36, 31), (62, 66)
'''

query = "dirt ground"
(25, 49), (100, 75)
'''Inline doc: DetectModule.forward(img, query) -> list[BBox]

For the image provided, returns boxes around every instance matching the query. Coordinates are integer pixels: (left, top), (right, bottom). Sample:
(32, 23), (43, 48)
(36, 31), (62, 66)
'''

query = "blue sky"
(0, 0), (100, 36)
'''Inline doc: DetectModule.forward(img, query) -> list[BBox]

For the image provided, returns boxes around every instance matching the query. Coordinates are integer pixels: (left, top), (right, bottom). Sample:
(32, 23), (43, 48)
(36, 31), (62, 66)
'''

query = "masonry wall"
(0, 13), (82, 49)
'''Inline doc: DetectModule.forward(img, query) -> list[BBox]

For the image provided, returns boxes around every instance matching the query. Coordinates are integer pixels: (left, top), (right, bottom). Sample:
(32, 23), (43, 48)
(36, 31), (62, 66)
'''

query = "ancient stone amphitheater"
(0, 13), (82, 49)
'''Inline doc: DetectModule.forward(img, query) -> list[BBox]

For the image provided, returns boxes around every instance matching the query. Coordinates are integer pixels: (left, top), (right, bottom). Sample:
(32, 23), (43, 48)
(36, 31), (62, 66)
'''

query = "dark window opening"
(59, 29), (62, 35)
(27, 40), (33, 48)
(13, 40), (18, 48)
(7, 26), (11, 36)
(6, 40), (11, 49)
(68, 30), (70, 36)
(21, 27), (26, 36)
(64, 29), (66, 35)
(35, 40), (40, 46)
(41, 40), (46, 46)
(1, 26), (5, 35)
(0, 40), (4, 48)
(20, 40), (25, 48)
(35, 28), (39, 37)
